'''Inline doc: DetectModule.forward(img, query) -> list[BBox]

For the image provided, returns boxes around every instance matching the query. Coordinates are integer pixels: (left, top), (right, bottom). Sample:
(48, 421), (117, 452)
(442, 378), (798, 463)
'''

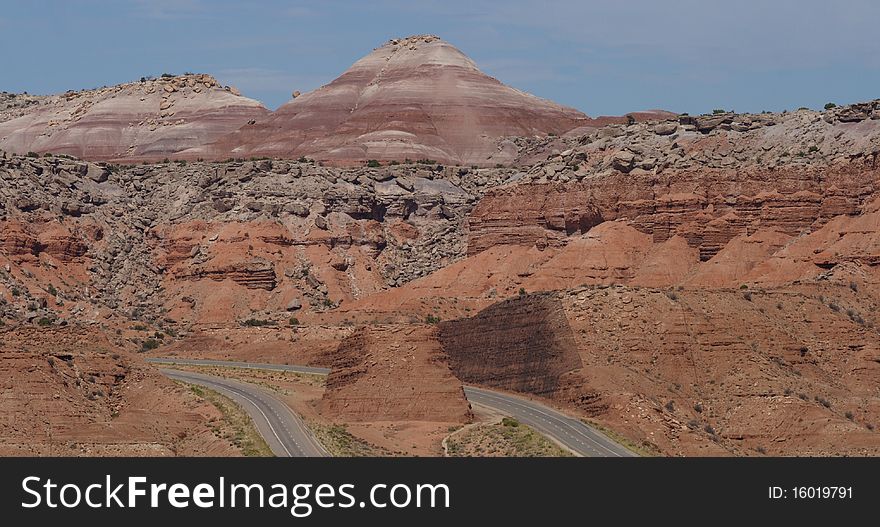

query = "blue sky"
(1, 1), (878, 115)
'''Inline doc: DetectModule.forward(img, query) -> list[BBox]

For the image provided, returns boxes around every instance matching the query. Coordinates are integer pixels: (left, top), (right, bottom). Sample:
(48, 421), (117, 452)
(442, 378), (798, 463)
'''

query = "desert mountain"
(2, 65), (879, 455)
(190, 35), (590, 166)
(0, 74), (268, 162)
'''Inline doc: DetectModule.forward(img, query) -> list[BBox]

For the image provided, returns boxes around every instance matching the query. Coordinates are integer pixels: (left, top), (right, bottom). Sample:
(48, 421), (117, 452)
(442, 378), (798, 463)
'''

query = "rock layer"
(0, 74), (268, 162)
(439, 294), (583, 397)
(319, 324), (472, 423)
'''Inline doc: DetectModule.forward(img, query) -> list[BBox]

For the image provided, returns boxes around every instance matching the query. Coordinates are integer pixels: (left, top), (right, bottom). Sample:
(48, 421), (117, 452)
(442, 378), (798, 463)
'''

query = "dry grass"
(183, 382), (273, 457)
(445, 418), (574, 457)
(168, 364), (325, 392)
(309, 423), (396, 457)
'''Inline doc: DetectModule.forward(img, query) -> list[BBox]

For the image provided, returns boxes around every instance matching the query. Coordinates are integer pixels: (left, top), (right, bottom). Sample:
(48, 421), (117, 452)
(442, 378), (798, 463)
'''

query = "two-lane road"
(149, 357), (636, 457)
(161, 368), (328, 457)
(463, 386), (635, 457)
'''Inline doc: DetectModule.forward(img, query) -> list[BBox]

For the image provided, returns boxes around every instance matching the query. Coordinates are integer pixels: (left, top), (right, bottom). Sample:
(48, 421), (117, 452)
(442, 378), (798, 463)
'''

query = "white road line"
(155, 360), (632, 457)
(465, 387), (626, 457)
(168, 372), (296, 457)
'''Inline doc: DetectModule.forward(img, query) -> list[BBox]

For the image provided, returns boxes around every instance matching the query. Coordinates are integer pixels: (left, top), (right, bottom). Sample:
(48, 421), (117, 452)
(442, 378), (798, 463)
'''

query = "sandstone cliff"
(319, 324), (472, 423)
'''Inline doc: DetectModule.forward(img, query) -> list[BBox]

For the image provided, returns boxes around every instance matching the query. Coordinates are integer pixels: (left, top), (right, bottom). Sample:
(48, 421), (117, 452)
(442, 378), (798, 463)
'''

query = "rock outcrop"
(467, 164), (878, 258)
(0, 326), (239, 456)
(319, 324), (472, 422)
(439, 294), (583, 397)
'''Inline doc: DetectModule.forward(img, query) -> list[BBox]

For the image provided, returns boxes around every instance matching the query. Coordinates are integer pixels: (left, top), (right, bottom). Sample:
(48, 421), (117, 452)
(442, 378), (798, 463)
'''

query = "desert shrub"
(501, 417), (519, 428)
(712, 109), (726, 115)
(693, 403), (703, 413)
(704, 424), (716, 435)
(425, 314), (441, 324)
(242, 318), (273, 327)
(849, 281), (858, 292)
(366, 159), (381, 167)
(140, 339), (160, 352)
(37, 317), (52, 326)
(845, 411), (854, 420)
(824, 102), (837, 110)
(665, 400), (675, 412)
(289, 317), (300, 326)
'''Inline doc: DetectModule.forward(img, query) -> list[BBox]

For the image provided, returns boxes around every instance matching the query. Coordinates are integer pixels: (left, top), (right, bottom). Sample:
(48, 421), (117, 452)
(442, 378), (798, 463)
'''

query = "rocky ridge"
(0, 153), (517, 326)
(0, 74), (268, 162)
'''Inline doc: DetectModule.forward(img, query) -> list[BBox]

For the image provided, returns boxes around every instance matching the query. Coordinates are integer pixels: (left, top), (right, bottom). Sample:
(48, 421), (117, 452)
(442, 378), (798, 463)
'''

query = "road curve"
(161, 368), (328, 457)
(463, 386), (635, 457)
(150, 357), (635, 457)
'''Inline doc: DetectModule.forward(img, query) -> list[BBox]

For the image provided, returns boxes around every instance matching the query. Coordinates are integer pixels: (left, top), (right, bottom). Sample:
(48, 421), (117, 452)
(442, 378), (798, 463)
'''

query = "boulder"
(612, 151), (636, 172)
(652, 122), (678, 136)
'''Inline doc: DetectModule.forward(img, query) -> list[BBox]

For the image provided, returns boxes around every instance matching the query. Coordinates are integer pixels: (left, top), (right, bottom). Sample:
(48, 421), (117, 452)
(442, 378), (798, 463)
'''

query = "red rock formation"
(319, 325), (472, 423)
(467, 163), (879, 258)
(175, 259), (277, 290)
(193, 35), (589, 166)
(438, 294), (584, 398)
(558, 285), (879, 456)
(0, 326), (239, 456)
(0, 220), (90, 262)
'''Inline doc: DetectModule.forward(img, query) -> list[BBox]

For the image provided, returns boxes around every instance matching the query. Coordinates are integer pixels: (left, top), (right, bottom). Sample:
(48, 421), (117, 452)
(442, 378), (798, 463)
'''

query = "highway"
(463, 386), (636, 457)
(161, 368), (328, 457)
(150, 357), (636, 457)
